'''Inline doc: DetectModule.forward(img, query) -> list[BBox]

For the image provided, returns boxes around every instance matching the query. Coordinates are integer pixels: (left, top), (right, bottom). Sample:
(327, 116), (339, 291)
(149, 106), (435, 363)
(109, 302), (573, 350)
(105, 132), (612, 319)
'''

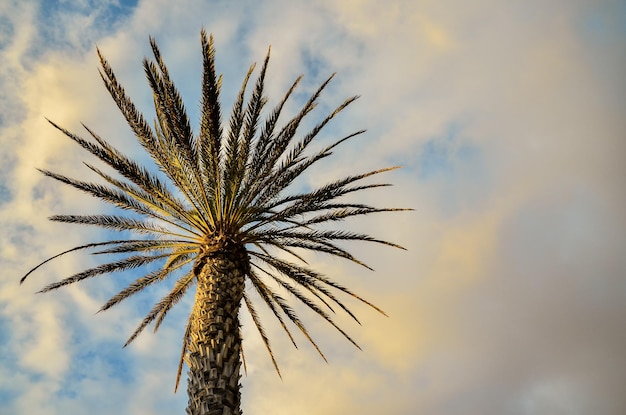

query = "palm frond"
(224, 50), (270, 223)
(142, 51), (211, 220)
(263, 166), (401, 215)
(243, 75), (336, 208)
(175, 315), (192, 393)
(222, 63), (255, 214)
(251, 240), (310, 264)
(123, 271), (195, 347)
(302, 206), (410, 227)
(267, 96), (359, 192)
(38, 253), (172, 293)
(97, 47), (158, 158)
(38, 169), (154, 216)
(153, 272), (195, 332)
(47, 120), (203, 232)
(198, 30), (223, 225)
(252, 129), (367, 209)
(243, 292), (281, 377)
(247, 269), (298, 348)
(251, 253), (360, 322)
(20, 240), (140, 284)
(262, 266), (361, 350)
(260, 229), (406, 250)
(98, 252), (194, 313)
(83, 163), (209, 234)
(92, 239), (196, 255)
(249, 266), (327, 361)
(49, 214), (196, 238)
(241, 75), (303, 202)
(248, 233), (374, 270)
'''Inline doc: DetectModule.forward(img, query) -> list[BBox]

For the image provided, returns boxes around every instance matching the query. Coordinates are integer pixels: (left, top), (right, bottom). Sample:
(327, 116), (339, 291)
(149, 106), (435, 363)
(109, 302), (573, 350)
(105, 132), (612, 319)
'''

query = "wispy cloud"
(1, 0), (624, 414)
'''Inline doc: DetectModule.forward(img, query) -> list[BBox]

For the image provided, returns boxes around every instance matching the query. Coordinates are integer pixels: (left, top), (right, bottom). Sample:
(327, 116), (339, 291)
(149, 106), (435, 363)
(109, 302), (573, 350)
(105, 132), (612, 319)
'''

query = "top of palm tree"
(21, 30), (409, 390)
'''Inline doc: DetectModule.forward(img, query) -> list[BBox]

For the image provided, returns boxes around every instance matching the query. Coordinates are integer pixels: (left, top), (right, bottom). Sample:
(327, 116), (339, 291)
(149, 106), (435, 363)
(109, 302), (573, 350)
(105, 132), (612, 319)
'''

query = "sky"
(1, 0), (625, 414)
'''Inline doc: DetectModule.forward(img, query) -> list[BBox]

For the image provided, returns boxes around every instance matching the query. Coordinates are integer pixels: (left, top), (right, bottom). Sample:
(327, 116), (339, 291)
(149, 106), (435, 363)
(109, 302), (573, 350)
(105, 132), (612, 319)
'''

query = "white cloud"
(1, 0), (624, 414)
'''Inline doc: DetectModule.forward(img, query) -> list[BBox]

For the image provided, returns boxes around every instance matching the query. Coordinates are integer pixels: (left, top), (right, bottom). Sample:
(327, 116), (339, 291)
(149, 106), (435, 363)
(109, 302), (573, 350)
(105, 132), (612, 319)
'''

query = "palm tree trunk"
(186, 242), (247, 415)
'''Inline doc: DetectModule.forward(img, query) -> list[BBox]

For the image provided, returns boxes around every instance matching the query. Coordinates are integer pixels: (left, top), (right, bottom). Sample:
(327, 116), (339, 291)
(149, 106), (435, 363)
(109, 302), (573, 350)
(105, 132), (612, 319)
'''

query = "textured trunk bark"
(185, 241), (247, 415)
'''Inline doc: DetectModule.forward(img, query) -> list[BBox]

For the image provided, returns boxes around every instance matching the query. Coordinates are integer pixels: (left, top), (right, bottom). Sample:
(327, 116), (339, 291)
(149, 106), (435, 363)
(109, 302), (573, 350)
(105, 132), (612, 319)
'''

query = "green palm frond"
(23, 31), (410, 386)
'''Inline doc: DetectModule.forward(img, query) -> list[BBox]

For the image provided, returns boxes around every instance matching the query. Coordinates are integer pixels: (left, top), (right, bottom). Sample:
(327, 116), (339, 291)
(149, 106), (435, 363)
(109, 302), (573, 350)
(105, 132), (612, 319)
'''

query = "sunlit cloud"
(1, 0), (624, 414)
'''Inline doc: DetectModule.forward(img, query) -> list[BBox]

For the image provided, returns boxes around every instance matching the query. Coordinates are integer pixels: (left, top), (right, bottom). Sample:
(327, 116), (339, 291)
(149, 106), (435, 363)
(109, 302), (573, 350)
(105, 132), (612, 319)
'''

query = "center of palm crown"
(196, 232), (249, 273)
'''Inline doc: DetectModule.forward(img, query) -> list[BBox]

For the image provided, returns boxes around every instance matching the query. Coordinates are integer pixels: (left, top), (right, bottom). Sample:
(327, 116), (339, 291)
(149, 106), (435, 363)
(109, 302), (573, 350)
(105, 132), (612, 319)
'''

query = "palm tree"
(21, 30), (408, 415)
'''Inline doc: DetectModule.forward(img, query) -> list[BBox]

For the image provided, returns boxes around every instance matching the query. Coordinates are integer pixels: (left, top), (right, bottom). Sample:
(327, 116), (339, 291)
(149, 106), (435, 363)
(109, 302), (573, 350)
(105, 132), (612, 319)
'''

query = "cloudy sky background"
(1, 0), (625, 414)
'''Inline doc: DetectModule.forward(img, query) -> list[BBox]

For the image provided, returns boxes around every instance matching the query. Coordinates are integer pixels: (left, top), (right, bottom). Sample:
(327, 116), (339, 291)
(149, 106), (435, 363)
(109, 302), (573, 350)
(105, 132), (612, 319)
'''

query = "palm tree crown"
(22, 30), (408, 414)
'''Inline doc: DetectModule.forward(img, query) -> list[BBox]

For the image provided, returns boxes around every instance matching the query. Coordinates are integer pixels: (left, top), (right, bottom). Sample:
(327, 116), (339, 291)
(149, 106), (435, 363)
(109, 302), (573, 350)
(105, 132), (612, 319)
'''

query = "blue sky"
(1, 0), (625, 414)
